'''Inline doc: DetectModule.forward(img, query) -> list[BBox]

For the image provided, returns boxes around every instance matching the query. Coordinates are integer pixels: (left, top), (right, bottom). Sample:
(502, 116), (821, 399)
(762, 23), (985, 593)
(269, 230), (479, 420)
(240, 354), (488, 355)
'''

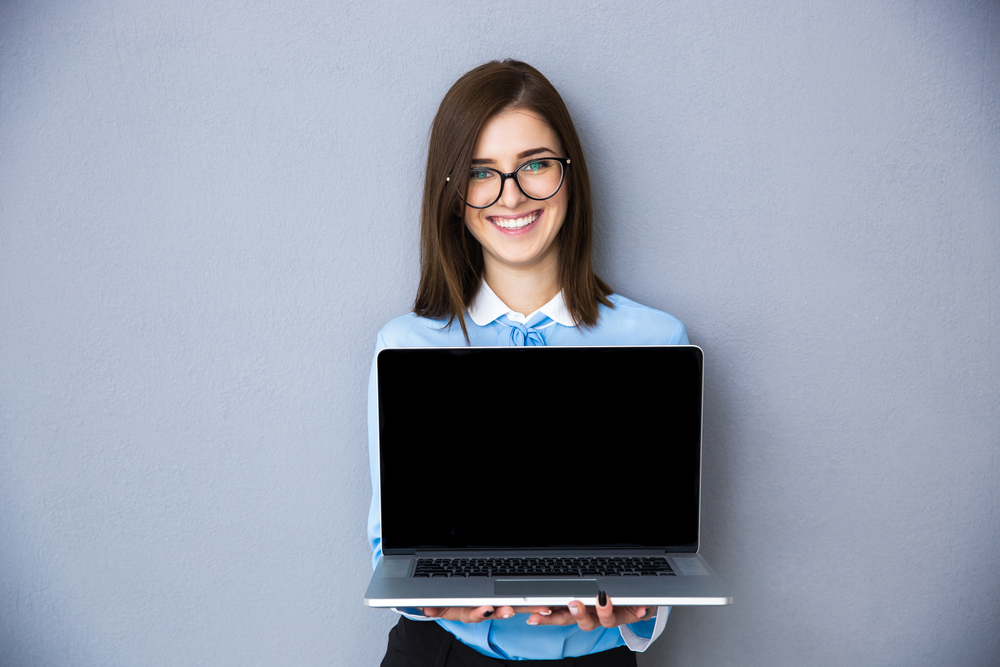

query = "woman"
(368, 60), (688, 665)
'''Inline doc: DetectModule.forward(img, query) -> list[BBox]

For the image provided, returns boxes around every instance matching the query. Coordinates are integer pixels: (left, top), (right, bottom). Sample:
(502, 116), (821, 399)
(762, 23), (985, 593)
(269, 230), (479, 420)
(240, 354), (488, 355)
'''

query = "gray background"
(2, 1), (998, 665)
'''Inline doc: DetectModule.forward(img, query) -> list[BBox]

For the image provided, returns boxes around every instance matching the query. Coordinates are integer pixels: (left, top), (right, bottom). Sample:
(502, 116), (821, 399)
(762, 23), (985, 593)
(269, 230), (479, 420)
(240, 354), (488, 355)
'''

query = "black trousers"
(380, 617), (638, 667)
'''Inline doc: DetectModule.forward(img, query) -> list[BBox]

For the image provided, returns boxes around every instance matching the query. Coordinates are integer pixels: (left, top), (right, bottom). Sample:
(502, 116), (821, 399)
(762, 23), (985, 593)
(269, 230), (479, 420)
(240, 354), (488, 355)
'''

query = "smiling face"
(463, 108), (568, 283)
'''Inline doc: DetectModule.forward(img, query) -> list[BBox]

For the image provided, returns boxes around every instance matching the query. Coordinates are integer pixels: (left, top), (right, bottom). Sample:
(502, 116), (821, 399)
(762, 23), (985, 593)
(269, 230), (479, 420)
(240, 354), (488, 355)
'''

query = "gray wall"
(2, 1), (997, 665)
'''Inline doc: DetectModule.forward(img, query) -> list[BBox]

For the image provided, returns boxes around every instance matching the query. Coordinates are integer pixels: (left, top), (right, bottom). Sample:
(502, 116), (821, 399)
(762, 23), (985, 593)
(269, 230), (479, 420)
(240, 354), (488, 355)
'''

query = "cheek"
(549, 193), (569, 230)
(463, 211), (486, 242)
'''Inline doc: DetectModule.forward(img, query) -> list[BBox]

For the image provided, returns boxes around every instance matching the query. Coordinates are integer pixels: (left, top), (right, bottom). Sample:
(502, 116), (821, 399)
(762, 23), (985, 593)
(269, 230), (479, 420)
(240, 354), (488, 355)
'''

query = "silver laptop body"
(363, 345), (732, 607)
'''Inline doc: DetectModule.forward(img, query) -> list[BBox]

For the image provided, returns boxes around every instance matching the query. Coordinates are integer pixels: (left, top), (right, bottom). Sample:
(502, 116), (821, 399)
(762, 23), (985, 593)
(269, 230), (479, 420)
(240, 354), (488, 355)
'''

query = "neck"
(483, 259), (561, 316)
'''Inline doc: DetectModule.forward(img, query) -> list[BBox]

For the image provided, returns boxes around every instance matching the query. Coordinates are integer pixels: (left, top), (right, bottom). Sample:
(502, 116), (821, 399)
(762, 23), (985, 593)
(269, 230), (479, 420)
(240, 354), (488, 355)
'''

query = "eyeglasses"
(448, 157), (570, 209)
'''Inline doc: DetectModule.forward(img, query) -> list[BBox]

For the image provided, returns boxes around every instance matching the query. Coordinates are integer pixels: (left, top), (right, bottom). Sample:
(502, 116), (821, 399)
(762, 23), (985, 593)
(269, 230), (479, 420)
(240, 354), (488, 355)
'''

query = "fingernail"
(502, 612), (513, 619)
(483, 610), (494, 618)
(598, 591), (608, 607)
(526, 619), (538, 625)
(539, 610), (552, 616)
(568, 603), (580, 615)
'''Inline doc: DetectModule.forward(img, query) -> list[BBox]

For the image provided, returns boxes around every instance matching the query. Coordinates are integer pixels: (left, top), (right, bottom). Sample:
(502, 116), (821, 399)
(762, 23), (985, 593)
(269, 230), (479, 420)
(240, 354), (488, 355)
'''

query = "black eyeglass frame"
(447, 157), (571, 209)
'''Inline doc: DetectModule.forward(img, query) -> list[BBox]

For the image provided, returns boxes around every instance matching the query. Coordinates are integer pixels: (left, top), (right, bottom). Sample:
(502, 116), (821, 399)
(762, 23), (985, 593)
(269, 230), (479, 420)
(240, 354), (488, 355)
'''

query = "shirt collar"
(468, 280), (576, 327)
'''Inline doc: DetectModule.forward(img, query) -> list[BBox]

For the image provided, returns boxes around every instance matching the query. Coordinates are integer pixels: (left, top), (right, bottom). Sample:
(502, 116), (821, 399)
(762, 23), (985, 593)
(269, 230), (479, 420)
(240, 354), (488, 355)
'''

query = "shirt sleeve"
(367, 331), (387, 571)
(619, 309), (681, 649)
(368, 332), (438, 622)
(619, 606), (671, 651)
(391, 607), (436, 621)
(613, 309), (681, 649)
(674, 320), (690, 345)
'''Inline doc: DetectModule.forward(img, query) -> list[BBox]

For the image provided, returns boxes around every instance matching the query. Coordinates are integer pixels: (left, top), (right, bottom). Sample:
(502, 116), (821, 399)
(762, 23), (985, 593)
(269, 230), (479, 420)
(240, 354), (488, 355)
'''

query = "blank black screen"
(378, 346), (702, 553)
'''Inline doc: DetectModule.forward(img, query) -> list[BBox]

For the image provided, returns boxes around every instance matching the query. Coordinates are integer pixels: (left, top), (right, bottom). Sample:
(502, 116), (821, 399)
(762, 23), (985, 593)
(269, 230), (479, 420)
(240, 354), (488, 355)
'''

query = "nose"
(498, 173), (526, 208)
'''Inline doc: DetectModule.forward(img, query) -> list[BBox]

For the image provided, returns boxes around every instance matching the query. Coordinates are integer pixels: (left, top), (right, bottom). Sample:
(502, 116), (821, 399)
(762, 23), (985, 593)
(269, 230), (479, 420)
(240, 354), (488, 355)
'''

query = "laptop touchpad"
(495, 580), (599, 597)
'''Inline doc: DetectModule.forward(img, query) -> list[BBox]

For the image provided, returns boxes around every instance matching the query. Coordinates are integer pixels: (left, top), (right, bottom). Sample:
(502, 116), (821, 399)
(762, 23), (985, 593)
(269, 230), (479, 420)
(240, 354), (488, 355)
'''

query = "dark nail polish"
(483, 610), (494, 618)
(598, 591), (607, 607)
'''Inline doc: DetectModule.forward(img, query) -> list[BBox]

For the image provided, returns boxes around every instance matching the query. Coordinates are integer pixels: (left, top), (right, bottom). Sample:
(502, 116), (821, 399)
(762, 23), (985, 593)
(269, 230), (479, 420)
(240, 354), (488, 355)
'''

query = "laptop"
(363, 345), (732, 607)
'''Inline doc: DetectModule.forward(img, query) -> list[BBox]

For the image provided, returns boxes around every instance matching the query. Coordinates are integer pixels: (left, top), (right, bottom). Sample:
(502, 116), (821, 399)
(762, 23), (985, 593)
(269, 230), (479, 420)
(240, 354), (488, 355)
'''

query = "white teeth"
(491, 212), (539, 230)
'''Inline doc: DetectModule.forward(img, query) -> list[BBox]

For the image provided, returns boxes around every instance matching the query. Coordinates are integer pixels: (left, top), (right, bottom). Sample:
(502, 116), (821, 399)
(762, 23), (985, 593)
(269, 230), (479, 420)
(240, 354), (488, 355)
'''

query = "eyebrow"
(470, 147), (558, 165)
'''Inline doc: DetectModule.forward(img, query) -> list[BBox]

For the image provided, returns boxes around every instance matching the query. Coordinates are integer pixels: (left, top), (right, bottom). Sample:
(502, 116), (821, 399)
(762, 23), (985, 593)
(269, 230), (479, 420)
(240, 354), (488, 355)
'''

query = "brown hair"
(413, 59), (613, 341)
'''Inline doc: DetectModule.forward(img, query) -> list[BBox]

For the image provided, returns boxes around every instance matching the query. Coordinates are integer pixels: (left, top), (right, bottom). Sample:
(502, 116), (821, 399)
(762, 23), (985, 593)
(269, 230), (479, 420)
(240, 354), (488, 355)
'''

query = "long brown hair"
(413, 60), (613, 341)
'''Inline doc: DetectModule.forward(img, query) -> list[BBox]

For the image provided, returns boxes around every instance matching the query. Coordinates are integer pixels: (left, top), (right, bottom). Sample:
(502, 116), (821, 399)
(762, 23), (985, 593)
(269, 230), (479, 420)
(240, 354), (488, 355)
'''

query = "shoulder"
(375, 312), (469, 349)
(592, 293), (689, 345)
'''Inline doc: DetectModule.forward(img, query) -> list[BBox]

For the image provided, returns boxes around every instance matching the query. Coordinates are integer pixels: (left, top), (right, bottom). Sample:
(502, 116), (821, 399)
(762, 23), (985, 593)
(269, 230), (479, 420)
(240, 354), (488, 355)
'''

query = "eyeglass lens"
(466, 159), (564, 208)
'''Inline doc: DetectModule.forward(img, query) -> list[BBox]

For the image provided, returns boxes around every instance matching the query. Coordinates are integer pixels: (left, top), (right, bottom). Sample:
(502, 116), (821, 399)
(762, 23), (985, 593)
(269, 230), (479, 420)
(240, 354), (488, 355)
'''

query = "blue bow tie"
(503, 315), (549, 346)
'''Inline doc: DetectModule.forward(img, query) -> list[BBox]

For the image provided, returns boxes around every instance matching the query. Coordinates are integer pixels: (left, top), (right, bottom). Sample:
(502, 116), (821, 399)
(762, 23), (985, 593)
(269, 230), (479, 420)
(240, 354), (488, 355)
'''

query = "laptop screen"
(377, 346), (702, 553)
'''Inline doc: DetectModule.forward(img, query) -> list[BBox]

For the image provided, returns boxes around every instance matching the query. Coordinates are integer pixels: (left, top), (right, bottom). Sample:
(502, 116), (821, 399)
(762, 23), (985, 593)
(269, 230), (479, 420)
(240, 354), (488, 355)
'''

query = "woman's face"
(463, 108), (568, 279)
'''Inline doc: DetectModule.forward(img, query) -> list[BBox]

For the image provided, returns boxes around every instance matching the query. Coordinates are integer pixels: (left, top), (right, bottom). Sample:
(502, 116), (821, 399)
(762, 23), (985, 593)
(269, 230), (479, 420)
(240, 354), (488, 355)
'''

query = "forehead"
(472, 109), (563, 158)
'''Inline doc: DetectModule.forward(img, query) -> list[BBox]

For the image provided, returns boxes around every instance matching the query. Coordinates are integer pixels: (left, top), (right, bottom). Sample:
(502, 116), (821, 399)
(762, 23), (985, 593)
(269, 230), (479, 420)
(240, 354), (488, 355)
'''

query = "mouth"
(488, 210), (541, 231)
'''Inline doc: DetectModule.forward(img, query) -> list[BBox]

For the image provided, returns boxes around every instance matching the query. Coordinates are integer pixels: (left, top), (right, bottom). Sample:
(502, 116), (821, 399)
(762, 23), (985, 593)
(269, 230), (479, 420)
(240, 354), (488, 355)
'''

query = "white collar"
(468, 280), (576, 327)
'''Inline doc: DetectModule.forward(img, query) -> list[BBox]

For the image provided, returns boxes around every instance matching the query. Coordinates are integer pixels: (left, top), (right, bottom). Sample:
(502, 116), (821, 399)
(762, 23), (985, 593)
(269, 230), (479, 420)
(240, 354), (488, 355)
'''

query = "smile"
(488, 211), (541, 230)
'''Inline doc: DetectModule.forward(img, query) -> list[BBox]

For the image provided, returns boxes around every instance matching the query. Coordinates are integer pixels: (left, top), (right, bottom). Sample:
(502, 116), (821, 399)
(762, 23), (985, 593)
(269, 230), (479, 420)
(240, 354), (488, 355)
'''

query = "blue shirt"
(367, 290), (689, 660)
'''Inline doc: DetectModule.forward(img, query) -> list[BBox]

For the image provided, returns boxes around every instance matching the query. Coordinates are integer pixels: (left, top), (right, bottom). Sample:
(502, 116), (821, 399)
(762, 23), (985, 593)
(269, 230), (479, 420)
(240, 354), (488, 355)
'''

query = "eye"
(469, 169), (496, 181)
(519, 159), (553, 174)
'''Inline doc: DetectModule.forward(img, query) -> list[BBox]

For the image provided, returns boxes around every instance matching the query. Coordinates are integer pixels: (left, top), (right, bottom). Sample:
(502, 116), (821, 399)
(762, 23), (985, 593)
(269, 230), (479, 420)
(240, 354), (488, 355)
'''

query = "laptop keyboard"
(413, 556), (675, 578)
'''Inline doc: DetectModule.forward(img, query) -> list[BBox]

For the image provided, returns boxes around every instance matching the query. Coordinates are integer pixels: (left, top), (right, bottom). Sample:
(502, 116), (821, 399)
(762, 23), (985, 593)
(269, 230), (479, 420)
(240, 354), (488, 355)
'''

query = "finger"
(514, 606), (552, 615)
(424, 606), (495, 623)
(493, 605), (517, 620)
(474, 605), (497, 622)
(527, 606), (576, 626)
(567, 600), (601, 631)
(595, 591), (619, 628)
(512, 605), (552, 618)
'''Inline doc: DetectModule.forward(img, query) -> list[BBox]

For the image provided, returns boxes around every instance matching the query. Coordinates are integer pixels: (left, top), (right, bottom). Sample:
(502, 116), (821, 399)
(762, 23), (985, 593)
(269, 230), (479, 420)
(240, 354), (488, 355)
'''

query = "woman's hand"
(423, 594), (654, 629)
(524, 592), (655, 630)
(421, 605), (553, 623)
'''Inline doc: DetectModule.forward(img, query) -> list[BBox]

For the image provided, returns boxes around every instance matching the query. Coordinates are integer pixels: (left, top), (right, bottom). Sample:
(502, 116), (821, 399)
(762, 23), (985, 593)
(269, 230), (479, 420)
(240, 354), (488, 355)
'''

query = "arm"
(367, 333), (427, 621)
(366, 333), (543, 623)
(616, 315), (683, 647)
(614, 315), (681, 648)
(367, 332), (386, 571)
(619, 606), (671, 651)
